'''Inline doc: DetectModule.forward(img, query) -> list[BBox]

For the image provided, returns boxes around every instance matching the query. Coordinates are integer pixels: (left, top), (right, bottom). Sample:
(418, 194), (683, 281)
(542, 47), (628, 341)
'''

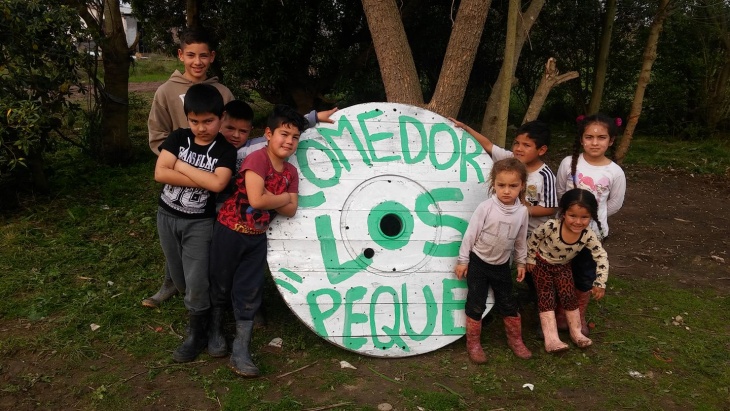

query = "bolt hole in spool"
(266, 102), (495, 357)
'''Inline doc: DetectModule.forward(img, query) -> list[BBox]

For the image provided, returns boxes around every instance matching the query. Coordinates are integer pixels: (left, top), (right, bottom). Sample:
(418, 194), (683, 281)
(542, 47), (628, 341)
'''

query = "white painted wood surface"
(267, 103), (495, 357)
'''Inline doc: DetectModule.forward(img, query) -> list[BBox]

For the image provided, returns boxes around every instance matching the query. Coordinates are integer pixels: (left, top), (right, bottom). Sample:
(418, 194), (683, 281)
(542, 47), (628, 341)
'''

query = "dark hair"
(570, 113), (620, 181)
(489, 157), (528, 203)
(184, 83), (224, 117)
(178, 27), (216, 50)
(515, 120), (551, 148)
(224, 100), (254, 122)
(558, 188), (602, 234)
(267, 104), (308, 133)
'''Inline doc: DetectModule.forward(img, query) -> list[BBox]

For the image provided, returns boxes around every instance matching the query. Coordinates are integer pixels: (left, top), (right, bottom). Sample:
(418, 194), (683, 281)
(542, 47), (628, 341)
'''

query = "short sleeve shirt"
(217, 147), (299, 234)
(158, 128), (236, 218)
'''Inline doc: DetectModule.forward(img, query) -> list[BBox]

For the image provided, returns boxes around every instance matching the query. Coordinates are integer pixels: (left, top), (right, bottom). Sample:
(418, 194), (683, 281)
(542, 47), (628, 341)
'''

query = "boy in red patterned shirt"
(208, 105), (306, 377)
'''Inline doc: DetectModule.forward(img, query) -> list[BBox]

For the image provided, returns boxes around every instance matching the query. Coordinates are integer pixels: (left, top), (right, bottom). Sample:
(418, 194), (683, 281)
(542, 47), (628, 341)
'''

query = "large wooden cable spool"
(267, 103), (495, 357)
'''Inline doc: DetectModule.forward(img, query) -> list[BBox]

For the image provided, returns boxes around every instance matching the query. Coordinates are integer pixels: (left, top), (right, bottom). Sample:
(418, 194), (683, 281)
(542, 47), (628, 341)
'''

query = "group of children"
(144, 27), (625, 374)
(452, 113), (625, 362)
(143, 28), (335, 377)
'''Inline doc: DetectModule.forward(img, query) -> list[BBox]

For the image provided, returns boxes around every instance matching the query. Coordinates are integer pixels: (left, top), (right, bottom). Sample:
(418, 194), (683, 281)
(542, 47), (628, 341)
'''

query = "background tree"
(587, 0), (618, 114)
(68, 0), (134, 164)
(0, 0), (86, 201)
(698, 0), (730, 133)
(129, 0), (730, 148)
(616, 0), (675, 163)
(216, 0), (376, 112)
(480, 0), (545, 146)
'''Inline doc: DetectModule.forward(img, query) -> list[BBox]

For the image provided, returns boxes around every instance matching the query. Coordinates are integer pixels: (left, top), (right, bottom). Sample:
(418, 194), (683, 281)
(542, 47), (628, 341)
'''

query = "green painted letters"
(401, 283), (437, 341)
(415, 188), (468, 257)
(370, 286), (408, 351)
(315, 214), (371, 284)
(307, 288), (342, 337)
(441, 279), (467, 335)
(344, 286), (368, 349)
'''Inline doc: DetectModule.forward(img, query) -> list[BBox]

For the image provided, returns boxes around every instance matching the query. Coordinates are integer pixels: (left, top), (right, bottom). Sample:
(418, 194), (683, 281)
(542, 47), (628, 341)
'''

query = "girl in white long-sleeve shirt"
(455, 158), (532, 364)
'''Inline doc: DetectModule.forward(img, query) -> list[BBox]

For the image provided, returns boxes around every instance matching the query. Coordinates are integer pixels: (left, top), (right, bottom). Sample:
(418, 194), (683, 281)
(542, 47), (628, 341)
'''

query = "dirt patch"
(129, 82), (164, 93)
(607, 168), (730, 293)
(1, 165), (728, 410)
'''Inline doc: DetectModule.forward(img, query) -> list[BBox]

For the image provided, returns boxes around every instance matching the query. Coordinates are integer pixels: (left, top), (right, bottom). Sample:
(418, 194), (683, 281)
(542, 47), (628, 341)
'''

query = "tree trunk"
(361, 0), (423, 105)
(99, 0), (132, 164)
(587, 0), (617, 115)
(186, 0), (200, 28)
(481, 0), (545, 146)
(426, 0), (492, 117)
(615, 0), (673, 164)
(488, 0), (518, 146)
(701, 0), (730, 132)
(523, 58), (579, 124)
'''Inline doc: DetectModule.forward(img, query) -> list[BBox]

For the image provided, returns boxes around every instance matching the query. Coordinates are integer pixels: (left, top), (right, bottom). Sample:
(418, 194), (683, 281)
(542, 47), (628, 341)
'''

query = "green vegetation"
(0, 98), (728, 409)
(128, 56), (182, 83)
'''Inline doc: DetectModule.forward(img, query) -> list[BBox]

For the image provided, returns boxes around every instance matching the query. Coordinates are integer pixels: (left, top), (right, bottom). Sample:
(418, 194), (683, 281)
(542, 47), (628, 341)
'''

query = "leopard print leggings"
(532, 253), (579, 313)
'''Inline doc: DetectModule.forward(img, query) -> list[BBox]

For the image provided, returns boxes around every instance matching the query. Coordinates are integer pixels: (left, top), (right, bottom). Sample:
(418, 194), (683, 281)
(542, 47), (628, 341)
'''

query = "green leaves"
(0, 0), (86, 176)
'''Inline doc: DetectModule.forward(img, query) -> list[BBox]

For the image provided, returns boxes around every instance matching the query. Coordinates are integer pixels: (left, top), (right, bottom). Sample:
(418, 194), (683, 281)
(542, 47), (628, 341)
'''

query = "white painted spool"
(267, 102), (495, 357)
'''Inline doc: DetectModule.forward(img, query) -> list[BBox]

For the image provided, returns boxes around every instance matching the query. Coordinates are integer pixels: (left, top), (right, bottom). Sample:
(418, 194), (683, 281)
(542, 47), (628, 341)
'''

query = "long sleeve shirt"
(527, 218), (610, 288)
(458, 195), (529, 267)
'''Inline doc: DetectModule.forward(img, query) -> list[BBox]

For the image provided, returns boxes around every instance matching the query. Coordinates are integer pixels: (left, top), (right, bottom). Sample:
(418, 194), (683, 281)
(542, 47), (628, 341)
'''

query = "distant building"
(78, 2), (140, 55)
(120, 3), (139, 50)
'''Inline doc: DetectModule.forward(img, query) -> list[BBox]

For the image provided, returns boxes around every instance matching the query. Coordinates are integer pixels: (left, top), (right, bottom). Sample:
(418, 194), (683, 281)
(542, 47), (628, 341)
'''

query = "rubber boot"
(465, 317), (487, 364)
(566, 309), (592, 348)
(173, 311), (208, 362)
(575, 289), (592, 336)
(503, 315), (532, 359)
(555, 304), (568, 331)
(539, 311), (569, 353)
(229, 320), (260, 377)
(142, 270), (179, 308)
(207, 306), (227, 358)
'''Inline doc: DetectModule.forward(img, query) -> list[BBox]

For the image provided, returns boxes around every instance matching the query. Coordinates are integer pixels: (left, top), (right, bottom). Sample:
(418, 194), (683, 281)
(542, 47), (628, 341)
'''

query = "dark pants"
(464, 252), (519, 321)
(571, 248), (598, 292)
(208, 221), (267, 322)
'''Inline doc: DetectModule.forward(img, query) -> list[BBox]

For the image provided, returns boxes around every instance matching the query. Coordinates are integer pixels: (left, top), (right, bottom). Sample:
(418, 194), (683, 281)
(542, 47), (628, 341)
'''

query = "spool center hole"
(380, 213), (403, 238)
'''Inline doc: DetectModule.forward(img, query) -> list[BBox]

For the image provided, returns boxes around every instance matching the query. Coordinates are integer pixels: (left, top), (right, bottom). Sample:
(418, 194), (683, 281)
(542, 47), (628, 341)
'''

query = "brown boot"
(566, 309), (592, 348)
(465, 317), (487, 364)
(503, 315), (532, 359)
(575, 289), (592, 336)
(539, 311), (569, 353)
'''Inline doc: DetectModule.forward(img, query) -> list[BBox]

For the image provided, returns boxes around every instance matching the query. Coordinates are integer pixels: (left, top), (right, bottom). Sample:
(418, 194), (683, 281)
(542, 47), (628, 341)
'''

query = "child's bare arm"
(528, 205), (558, 218)
(275, 193), (298, 217)
(316, 107), (338, 124)
(245, 171), (292, 210)
(173, 161), (232, 193)
(449, 117), (494, 154)
(154, 150), (202, 188)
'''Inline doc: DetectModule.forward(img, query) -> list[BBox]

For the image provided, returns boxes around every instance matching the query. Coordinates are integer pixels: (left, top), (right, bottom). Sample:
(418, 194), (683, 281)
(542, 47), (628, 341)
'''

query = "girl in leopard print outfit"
(526, 189), (609, 353)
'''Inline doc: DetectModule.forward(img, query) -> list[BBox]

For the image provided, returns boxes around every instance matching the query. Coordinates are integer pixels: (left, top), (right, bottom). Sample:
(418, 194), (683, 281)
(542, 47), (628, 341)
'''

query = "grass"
(0, 95), (728, 409)
(128, 55), (182, 83)
(545, 127), (730, 177)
